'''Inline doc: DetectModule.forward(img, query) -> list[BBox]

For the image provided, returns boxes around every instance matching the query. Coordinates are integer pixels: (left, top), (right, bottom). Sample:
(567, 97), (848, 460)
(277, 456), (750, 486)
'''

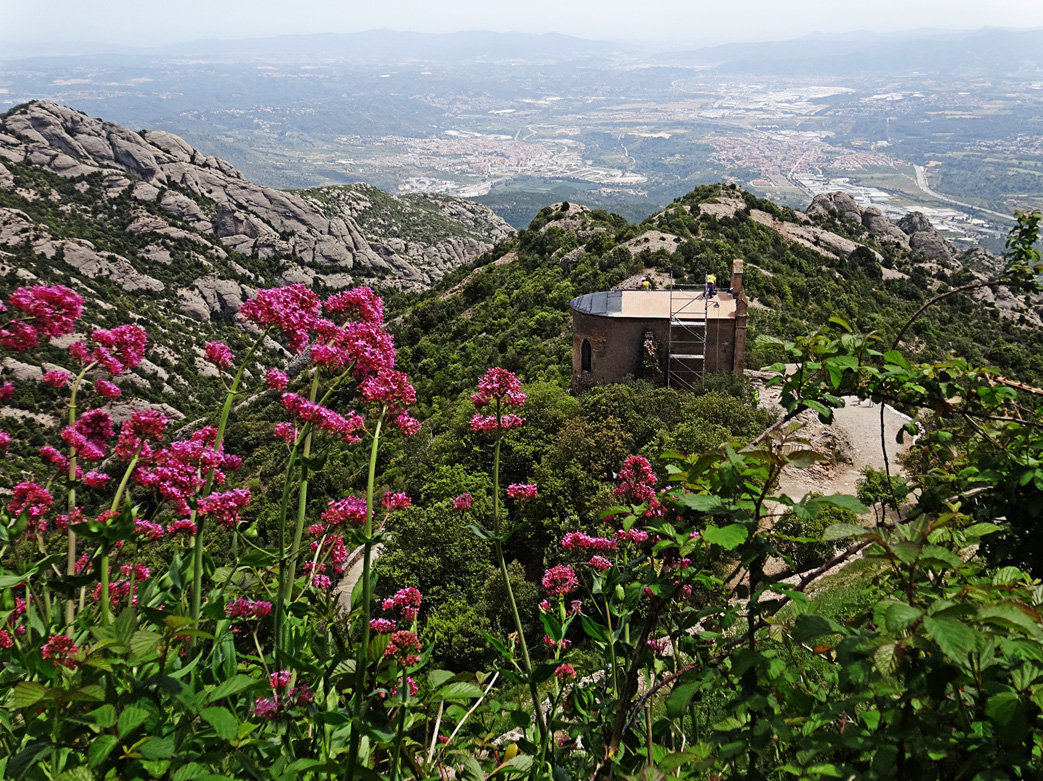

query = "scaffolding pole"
(667, 285), (709, 392)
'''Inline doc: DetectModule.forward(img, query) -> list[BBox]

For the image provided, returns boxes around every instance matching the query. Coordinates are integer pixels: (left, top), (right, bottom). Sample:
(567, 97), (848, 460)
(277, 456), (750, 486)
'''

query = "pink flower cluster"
(555, 663), (576, 681)
(382, 587), (423, 623)
(62, 409), (115, 462)
(70, 324), (147, 376)
(370, 618), (396, 634)
(322, 496), (367, 527)
(325, 287), (383, 325)
(281, 393), (365, 443)
(94, 378), (121, 399)
(589, 555), (613, 572)
(381, 492), (411, 511)
(561, 532), (616, 551)
(384, 630), (422, 667)
(265, 369), (289, 391)
(41, 633), (80, 669)
(469, 367), (526, 433)
(197, 488), (251, 528)
(310, 534), (349, 575)
(542, 565), (579, 597)
(225, 599), (273, 620)
(613, 455), (659, 507)
(251, 670), (314, 720)
(507, 483), (538, 502)
(8, 482), (53, 523)
(239, 284), (322, 354)
(204, 341), (234, 369)
(43, 370), (71, 389)
(134, 427), (241, 517)
(617, 528), (649, 545)
(452, 493), (474, 511)
(273, 422), (298, 443)
(0, 285), (83, 353)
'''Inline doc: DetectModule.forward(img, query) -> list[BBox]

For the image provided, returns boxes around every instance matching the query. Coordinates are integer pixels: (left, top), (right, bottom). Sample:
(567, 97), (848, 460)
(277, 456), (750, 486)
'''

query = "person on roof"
(641, 277), (651, 290)
(705, 273), (717, 298)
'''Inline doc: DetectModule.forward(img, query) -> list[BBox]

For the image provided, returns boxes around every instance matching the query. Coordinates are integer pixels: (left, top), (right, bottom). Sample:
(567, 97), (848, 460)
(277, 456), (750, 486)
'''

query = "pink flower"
(239, 284), (322, 354)
(384, 630), (422, 667)
(542, 565), (578, 597)
(92, 324), (147, 373)
(0, 431), (10, 451)
(197, 488), (251, 528)
(562, 532), (616, 551)
(382, 492), (412, 511)
(452, 493), (474, 511)
(39, 445), (69, 471)
(225, 599), (273, 620)
(166, 518), (197, 537)
(121, 563), (150, 582)
(555, 663), (576, 681)
(383, 587), (423, 622)
(589, 555), (612, 572)
(613, 455), (658, 504)
(41, 634), (79, 669)
(323, 496), (367, 527)
(391, 411), (421, 437)
(617, 528), (649, 545)
(313, 574), (332, 589)
(539, 599), (551, 612)
(127, 409), (167, 441)
(325, 287), (384, 325)
(0, 285), (83, 352)
(370, 618), (397, 634)
(94, 378), (121, 399)
(471, 367), (526, 409)
(280, 393), (365, 443)
(8, 482), (53, 522)
(265, 369), (289, 391)
(42, 369), (71, 389)
(647, 638), (669, 655)
(274, 422), (298, 443)
(134, 519), (165, 540)
(0, 381), (13, 401)
(359, 368), (416, 406)
(82, 471), (110, 488)
(61, 409), (115, 462)
(507, 483), (537, 502)
(469, 413), (524, 433)
(204, 341), (234, 369)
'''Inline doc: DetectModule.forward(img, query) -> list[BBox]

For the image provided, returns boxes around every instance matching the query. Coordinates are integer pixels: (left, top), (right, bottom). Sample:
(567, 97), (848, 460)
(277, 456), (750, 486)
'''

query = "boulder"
(861, 207), (909, 247)
(806, 192), (863, 223)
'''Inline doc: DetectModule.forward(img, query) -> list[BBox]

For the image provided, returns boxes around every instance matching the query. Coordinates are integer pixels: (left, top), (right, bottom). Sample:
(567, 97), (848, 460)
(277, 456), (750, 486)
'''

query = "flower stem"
(491, 422), (547, 747)
(65, 364), (94, 626)
(189, 329), (268, 629)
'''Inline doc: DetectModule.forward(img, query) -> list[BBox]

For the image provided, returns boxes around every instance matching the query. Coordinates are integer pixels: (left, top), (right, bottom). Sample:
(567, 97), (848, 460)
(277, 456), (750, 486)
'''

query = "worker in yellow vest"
(706, 273), (716, 298)
(641, 277), (651, 291)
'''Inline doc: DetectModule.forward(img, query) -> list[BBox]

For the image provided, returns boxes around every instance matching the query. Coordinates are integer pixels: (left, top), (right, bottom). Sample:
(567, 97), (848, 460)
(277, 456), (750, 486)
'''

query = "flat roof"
(570, 289), (737, 320)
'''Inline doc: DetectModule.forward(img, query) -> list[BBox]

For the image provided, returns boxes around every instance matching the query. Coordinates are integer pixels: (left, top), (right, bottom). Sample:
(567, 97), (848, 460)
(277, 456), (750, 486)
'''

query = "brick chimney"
(730, 258), (744, 297)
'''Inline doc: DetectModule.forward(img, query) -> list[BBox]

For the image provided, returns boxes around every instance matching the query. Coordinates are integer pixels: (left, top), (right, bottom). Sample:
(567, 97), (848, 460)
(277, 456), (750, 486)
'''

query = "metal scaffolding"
(666, 285), (719, 391)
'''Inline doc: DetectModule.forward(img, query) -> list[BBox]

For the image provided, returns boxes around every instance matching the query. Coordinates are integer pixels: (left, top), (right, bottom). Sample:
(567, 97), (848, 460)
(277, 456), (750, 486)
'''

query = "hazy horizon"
(4, 0), (1043, 57)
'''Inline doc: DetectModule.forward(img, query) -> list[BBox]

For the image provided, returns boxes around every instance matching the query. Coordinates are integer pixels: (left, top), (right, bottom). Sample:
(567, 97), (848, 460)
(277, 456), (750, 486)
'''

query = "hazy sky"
(6, 0), (1043, 49)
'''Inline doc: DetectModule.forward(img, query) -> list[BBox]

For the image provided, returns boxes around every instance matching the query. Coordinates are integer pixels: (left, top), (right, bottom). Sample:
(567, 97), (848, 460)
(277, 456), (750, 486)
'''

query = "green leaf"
(919, 545), (963, 570)
(55, 768), (94, 781)
(873, 643), (898, 676)
(702, 524), (748, 550)
(427, 669), (456, 690)
(438, 682), (485, 701)
(139, 735), (175, 760)
(118, 703), (152, 738)
(884, 603), (922, 635)
(678, 494), (726, 513)
(200, 706), (238, 742)
(208, 674), (257, 703)
(790, 614), (841, 644)
(86, 703), (117, 730)
(666, 681), (700, 719)
(465, 524), (493, 541)
(993, 567), (1025, 585)
(10, 682), (49, 709)
(821, 523), (869, 542)
(129, 630), (163, 664)
(923, 615), (978, 662)
(87, 734), (120, 768)
(986, 691), (1026, 733)
(7, 742), (52, 779)
(813, 495), (869, 515)
(460, 757), (485, 781)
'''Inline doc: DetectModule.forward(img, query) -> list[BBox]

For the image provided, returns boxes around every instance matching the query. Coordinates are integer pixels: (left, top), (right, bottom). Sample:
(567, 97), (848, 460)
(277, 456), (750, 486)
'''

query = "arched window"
(581, 339), (592, 372)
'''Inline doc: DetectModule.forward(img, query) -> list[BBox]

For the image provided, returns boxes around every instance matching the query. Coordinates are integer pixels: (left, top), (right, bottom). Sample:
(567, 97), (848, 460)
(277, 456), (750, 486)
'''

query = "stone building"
(570, 259), (749, 391)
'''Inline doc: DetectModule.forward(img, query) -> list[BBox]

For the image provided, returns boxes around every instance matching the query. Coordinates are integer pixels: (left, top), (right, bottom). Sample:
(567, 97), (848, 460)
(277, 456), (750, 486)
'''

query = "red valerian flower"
(225, 598), (273, 620)
(204, 341), (235, 369)
(561, 532), (616, 551)
(41, 634), (80, 669)
(239, 284), (322, 354)
(542, 565), (579, 597)
(61, 409), (115, 462)
(82, 471), (110, 488)
(280, 393), (365, 443)
(613, 455), (658, 505)
(42, 369), (71, 389)
(452, 493), (474, 511)
(507, 483), (538, 502)
(589, 555), (613, 572)
(0, 285), (83, 352)
(555, 663), (576, 681)
(323, 496), (367, 527)
(92, 324), (148, 373)
(384, 630), (422, 667)
(134, 519), (165, 540)
(94, 378), (121, 399)
(470, 413), (524, 433)
(197, 488), (251, 527)
(617, 528), (649, 545)
(273, 422), (298, 443)
(265, 369), (289, 391)
(471, 367), (526, 408)
(382, 587), (423, 622)
(0, 431), (10, 452)
(0, 381), (13, 401)
(381, 492), (412, 511)
(390, 411), (421, 437)
(370, 618), (396, 634)
(359, 368), (416, 406)
(8, 482), (53, 522)
(166, 518), (198, 537)
(325, 287), (384, 325)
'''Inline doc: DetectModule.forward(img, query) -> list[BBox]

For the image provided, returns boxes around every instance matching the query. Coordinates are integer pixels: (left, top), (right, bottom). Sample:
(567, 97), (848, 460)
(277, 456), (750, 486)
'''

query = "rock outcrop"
(806, 192), (863, 224)
(898, 212), (957, 263)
